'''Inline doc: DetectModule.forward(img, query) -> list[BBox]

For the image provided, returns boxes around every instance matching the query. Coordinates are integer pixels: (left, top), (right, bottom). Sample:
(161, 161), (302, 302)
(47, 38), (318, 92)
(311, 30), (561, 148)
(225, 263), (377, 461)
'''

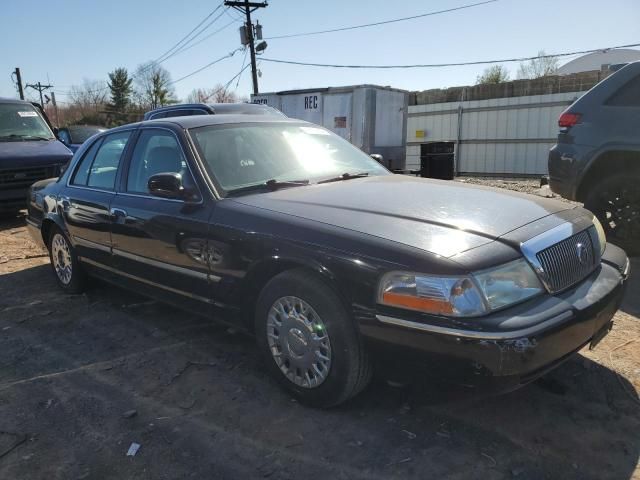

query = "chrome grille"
(535, 228), (597, 293)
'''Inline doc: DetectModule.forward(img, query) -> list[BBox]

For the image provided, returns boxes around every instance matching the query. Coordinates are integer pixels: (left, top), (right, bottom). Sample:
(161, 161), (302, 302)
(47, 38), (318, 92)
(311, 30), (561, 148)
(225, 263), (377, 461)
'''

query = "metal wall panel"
(406, 91), (584, 175)
(322, 93), (352, 141)
(279, 93), (323, 125)
(374, 89), (406, 147)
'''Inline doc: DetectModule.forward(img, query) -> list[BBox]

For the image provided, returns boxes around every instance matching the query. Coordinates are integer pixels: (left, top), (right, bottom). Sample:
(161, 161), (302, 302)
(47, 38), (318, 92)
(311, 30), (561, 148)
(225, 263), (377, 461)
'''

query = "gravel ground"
(455, 176), (578, 204)
(0, 184), (639, 480)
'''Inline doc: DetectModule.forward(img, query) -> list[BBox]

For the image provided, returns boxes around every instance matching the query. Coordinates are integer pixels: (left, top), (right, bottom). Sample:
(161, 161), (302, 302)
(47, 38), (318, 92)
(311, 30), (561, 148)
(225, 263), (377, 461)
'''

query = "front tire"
(584, 173), (640, 256)
(48, 227), (86, 294)
(255, 269), (372, 408)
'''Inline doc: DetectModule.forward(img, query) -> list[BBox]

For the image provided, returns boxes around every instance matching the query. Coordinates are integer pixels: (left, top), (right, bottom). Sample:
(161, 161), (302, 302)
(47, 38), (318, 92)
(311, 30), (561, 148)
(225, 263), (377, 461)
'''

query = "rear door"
(61, 130), (133, 265)
(109, 127), (214, 304)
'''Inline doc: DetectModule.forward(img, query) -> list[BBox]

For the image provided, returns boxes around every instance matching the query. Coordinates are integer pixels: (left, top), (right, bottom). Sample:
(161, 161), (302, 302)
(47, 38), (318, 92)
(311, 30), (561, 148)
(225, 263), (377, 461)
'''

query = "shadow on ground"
(0, 261), (638, 480)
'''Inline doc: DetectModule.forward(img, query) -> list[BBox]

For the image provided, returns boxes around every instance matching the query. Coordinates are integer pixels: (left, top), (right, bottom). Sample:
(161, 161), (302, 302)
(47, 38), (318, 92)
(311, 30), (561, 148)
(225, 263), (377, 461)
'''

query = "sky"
(1, 0), (639, 104)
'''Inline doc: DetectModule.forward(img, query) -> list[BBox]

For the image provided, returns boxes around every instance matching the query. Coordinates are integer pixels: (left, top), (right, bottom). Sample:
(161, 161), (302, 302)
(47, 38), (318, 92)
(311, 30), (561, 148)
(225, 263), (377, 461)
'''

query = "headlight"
(473, 259), (544, 310)
(378, 259), (544, 317)
(591, 216), (607, 255)
(378, 272), (488, 317)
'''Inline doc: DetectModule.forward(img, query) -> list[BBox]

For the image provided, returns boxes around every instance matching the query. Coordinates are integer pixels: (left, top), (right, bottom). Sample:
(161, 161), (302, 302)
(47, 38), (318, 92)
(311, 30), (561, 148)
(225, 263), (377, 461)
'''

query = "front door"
(109, 127), (214, 305)
(61, 130), (133, 265)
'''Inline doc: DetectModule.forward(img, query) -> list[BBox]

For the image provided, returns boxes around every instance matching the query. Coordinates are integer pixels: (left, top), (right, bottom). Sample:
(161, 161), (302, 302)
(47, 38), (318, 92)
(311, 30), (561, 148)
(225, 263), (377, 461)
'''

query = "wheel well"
(41, 219), (56, 247)
(577, 150), (640, 201)
(239, 260), (349, 333)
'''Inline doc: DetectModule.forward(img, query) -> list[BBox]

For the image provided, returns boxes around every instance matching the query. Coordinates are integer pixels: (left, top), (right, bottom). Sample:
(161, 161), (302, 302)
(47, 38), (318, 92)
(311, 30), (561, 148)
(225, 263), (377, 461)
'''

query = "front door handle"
(110, 208), (127, 221)
(60, 195), (72, 211)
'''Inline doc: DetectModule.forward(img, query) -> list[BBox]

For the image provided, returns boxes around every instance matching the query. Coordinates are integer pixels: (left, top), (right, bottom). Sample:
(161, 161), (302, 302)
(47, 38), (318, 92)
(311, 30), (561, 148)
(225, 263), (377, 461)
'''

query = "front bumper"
(0, 186), (30, 211)
(363, 245), (629, 391)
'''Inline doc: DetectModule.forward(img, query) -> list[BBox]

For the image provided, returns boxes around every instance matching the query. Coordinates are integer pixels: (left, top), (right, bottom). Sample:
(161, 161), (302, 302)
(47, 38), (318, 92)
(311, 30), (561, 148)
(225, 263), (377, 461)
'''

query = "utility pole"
(26, 81), (54, 107)
(50, 92), (60, 126)
(225, 0), (268, 95)
(13, 68), (24, 100)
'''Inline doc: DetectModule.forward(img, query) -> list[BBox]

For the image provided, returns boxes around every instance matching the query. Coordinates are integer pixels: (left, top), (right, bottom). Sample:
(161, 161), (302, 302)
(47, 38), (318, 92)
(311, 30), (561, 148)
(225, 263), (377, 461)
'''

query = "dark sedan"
(27, 114), (630, 407)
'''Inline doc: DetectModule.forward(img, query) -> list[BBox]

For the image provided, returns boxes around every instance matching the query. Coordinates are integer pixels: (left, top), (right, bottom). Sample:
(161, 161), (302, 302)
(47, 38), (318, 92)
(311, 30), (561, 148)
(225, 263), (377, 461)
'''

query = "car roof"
(143, 102), (284, 119)
(0, 97), (35, 105)
(143, 114), (303, 129)
(65, 125), (105, 130)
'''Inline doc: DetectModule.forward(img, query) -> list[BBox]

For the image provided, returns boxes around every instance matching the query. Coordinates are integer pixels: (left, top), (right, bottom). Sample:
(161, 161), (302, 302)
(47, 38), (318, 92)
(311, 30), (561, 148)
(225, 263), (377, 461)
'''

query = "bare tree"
(134, 62), (177, 109)
(67, 79), (109, 123)
(476, 65), (510, 85)
(517, 51), (559, 79)
(186, 84), (239, 104)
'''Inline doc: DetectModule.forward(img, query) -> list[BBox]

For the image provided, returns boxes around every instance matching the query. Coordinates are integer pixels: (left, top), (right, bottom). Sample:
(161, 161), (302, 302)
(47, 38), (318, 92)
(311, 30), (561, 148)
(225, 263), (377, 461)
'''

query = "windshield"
(68, 126), (105, 143)
(0, 103), (54, 141)
(189, 123), (389, 194)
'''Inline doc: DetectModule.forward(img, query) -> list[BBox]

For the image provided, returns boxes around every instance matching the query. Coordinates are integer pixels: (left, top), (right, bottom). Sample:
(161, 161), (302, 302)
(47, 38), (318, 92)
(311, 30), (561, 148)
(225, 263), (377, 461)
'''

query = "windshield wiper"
(0, 134), (51, 141)
(22, 135), (52, 141)
(226, 179), (310, 196)
(317, 172), (369, 184)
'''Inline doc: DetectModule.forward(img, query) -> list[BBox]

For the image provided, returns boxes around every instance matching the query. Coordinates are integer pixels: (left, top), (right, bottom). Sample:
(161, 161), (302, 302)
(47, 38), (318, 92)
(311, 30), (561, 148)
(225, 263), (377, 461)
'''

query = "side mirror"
(370, 153), (384, 164)
(148, 172), (185, 199)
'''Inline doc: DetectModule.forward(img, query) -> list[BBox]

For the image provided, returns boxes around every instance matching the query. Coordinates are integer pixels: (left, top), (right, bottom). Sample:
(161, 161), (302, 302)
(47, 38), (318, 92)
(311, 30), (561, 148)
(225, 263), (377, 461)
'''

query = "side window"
(71, 138), (102, 186)
(58, 129), (71, 144)
(85, 131), (131, 190)
(126, 129), (197, 196)
(606, 75), (640, 107)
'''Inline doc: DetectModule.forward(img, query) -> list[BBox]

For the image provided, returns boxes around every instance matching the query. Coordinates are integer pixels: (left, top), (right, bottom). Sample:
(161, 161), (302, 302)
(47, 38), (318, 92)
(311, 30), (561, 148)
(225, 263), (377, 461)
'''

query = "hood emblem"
(575, 242), (587, 264)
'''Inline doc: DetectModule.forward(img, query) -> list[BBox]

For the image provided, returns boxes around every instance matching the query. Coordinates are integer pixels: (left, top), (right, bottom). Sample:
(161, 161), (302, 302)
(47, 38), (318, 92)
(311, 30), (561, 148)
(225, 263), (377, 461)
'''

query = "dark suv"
(548, 61), (640, 254)
(0, 98), (73, 214)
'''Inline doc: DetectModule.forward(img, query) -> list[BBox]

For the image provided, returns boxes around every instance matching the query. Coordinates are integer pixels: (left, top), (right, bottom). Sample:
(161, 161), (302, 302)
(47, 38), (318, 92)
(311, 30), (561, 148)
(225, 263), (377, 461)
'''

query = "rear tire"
(47, 227), (87, 294)
(584, 173), (640, 256)
(255, 269), (372, 408)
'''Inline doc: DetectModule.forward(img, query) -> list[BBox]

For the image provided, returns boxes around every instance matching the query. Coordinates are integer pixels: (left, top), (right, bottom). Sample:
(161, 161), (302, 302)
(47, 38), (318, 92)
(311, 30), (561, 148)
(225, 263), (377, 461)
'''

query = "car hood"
(0, 139), (72, 169)
(231, 175), (574, 258)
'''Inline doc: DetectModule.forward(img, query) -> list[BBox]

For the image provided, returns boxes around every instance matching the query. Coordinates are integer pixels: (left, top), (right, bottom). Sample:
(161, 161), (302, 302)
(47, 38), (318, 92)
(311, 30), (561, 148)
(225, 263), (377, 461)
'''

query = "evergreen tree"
(107, 68), (133, 125)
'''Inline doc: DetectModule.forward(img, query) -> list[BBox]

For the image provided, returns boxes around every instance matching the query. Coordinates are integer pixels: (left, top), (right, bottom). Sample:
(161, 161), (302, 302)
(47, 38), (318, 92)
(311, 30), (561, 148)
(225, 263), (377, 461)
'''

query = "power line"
(222, 51), (251, 91)
(156, 7), (229, 66)
(169, 48), (244, 85)
(260, 42), (640, 69)
(154, 3), (224, 64)
(169, 17), (239, 57)
(235, 48), (250, 89)
(266, 0), (498, 39)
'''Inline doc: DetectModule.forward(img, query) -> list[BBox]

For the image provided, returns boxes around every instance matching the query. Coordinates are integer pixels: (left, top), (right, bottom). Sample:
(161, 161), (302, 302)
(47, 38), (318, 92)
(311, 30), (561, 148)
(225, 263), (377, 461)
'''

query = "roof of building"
(558, 49), (640, 75)
(256, 84), (410, 96)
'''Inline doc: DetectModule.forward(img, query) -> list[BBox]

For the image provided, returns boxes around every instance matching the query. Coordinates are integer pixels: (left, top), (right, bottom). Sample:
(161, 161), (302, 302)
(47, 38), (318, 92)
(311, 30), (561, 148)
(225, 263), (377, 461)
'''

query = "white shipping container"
(252, 85), (409, 169)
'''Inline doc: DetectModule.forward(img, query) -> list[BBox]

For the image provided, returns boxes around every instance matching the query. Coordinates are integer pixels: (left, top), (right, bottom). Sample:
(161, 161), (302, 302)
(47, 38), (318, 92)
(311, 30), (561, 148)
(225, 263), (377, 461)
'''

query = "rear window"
(70, 131), (131, 190)
(606, 75), (640, 107)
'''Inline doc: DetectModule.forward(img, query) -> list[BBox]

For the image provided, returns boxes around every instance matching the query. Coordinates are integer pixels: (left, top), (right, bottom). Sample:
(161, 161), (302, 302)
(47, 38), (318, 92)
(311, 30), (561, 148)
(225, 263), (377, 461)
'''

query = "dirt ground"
(1, 191), (639, 479)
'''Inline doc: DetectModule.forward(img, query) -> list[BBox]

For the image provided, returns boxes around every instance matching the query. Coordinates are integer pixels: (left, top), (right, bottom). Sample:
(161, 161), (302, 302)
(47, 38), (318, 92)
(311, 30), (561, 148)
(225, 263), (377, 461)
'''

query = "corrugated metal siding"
(374, 89), (406, 147)
(406, 92), (584, 175)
